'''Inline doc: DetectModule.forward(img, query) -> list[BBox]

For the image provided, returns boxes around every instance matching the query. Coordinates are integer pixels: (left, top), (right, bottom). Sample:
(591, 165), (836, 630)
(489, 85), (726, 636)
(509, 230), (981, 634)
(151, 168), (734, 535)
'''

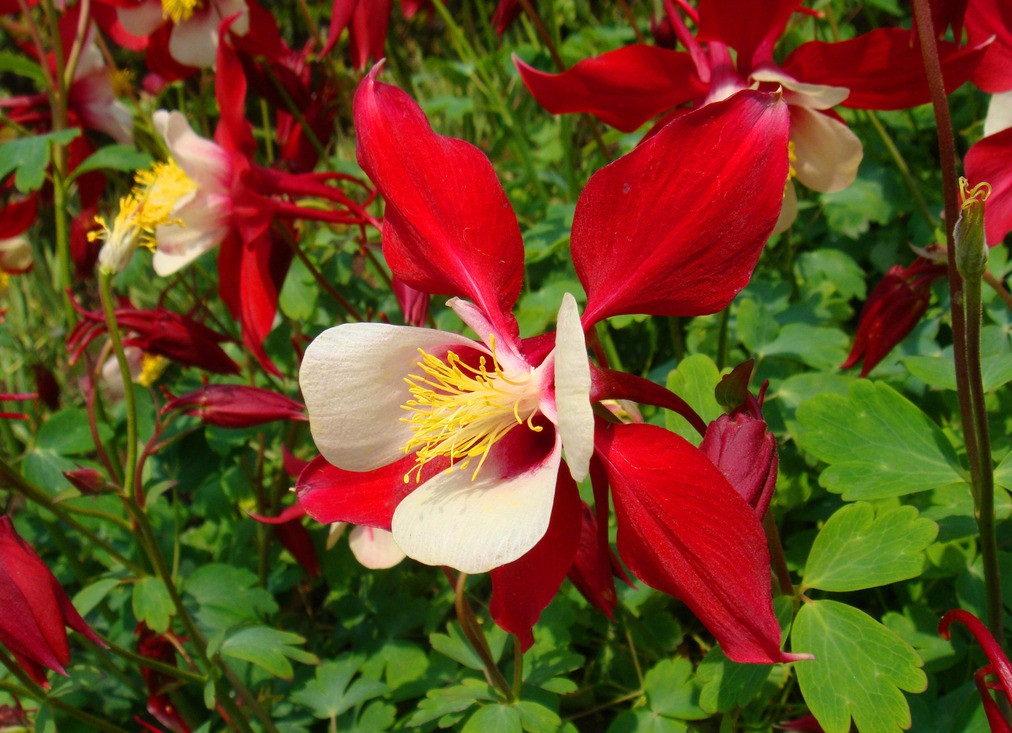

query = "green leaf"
(430, 621), (509, 671)
(0, 50), (47, 84)
(132, 576), (174, 633)
(996, 448), (1012, 492)
(407, 678), (498, 728)
(0, 129), (81, 192)
(516, 701), (562, 733)
(820, 172), (893, 239)
(904, 353), (1012, 392)
(73, 578), (122, 617)
(69, 145), (152, 181)
(792, 600), (926, 733)
(696, 645), (771, 714)
(184, 565), (277, 633)
(291, 657), (388, 719)
(665, 354), (723, 443)
(278, 256), (318, 321)
(802, 503), (937, 592)
(35, 408), (112, 455)
(220, 626), (317, 680)
(757, 323), (849, 370)
(462, 703), (522, 733)
(794, 380), (964, 499)
(642, 658), (707, 721)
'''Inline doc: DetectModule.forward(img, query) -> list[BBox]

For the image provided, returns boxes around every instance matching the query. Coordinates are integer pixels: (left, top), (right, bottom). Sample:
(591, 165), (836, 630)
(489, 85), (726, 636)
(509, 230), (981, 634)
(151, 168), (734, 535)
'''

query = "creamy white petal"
(790, 106), (863, 193)
(168, 12), (219, 68)
(984, 91), (1012, 138)
(773, 181), (799, 234)
(117, 1), (164, 37)
(300, 323), (481, 472)
(348, 526), (406, 569)
(152, 110), (231, 191)
(0, 236), (32, 272)
(751, 67), (850, 110)
(391, 439), (562, 573)
(553, 293), (593, 482)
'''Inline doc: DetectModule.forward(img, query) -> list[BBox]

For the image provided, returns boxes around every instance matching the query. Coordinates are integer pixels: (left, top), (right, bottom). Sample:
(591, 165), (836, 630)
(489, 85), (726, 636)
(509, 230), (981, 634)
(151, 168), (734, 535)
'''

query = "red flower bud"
(0, 516), (104, 686)
(63, 468), (118, 495)
(68, 301), (240, 376)
(841, 257), (946, 377)
(136, 624), (191, 733)
(162, 384), (307, 428)
(700, 412), (778, 519)
(392, 276), (430, 327)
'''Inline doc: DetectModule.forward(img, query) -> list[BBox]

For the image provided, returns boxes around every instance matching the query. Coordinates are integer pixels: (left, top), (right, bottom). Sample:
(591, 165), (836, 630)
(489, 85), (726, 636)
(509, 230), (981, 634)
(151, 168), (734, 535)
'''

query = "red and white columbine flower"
(298, 67), (810, 663)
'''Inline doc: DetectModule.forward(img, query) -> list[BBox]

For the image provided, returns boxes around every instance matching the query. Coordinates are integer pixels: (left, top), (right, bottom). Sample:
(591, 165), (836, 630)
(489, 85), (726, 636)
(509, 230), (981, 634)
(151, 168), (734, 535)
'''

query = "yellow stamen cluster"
(0, 272), (9, 294)
(161, 0), (202, 24)
(959, 176), (991, 210)
(401, 340), (542, 483)
(90, 158), (197, 272)
(786, 140), (798, 183)
(136, 354), (169, 387)
(109, 68), (135, 99)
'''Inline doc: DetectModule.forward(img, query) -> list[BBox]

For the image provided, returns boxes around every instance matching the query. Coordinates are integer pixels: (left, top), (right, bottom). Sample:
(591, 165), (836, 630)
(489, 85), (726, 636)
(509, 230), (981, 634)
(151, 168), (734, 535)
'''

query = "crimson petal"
(965, 127), (1012, 246)
(696, 0), (801, 69)
(594, 423), (803, 664)
(573, 90), (788, 326)
(489, 468), (582, 650)
(514, 46), (707, 133)
(353, 67), (525, 342)
(781, 29), (988, 110)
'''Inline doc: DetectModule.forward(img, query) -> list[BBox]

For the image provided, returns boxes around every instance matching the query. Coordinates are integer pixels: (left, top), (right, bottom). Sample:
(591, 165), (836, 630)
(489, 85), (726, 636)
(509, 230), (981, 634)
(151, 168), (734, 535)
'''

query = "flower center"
(400, 339), (543, 483)
(133, 158), (198, 233)
(161, 0), (202, 24)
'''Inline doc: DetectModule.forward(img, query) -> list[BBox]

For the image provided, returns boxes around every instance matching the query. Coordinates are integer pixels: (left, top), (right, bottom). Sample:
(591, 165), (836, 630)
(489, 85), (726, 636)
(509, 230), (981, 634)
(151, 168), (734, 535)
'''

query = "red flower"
(841, 257), (947, 377)
(515, 0), (986, 229)
(135, 624), (191, 733)
(0, 516), (104, 686)
(323, 0), (430, 69)
(68, 300), (241, 376)
(296, 67), (806, 663)
(940, 610), (1012, 733)
(161, 384), (307, 428)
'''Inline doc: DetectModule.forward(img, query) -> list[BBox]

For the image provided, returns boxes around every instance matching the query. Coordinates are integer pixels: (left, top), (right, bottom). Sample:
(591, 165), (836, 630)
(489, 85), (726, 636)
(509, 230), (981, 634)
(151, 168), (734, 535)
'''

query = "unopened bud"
(63, 468), (118, 495)
(700, 413), (778, 519)
(954, 177), (991, 281)
(163, 384), (307, 428)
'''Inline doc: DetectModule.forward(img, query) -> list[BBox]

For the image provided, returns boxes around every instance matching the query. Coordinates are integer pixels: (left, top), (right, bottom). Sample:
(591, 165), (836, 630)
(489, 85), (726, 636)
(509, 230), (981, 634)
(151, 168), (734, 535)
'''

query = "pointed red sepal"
(213, 17), (257, 157)
(696, 0), (802, 69)
(591, 367), (707, 437)
(573, 90), (789, 326)
(489, 469), (582, 650)
(353, 65), (525, 342)
(940, 610), (1012, 705)
(965, 0), (1012, 94)
(594, 423), (805, 664)
(965, 127), (1012, 246)
(781, 28), (988, 110)
(513, 46), (707, 133)
(296, 454), (442, 530)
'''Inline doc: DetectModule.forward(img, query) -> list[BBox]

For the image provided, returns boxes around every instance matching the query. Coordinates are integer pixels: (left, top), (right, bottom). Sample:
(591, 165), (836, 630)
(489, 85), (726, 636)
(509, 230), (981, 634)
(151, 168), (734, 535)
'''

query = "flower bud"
(163, 384), (307, 428)
(841, 257), (947, 377)
(954, 177), (991, 281)
(0, 516), (104, 686)
(700, 413), (778, 519)
(63, 468), (118, 496)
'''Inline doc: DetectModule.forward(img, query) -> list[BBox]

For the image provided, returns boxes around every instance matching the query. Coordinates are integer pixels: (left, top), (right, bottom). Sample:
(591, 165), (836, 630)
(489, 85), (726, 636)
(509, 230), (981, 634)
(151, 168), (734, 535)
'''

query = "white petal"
(0, 236), (33, 272)
(984, 90), (1012, 138)
(790, 106), (863, 193)
(773, 181), (799, 234)
(117, 1), (164, 37)
(152, 110), (231, 191)
(751, 67), (850, 110)
(300, 323), (481, 472)
(168, 11), (219, 68)
(391, 440), (562, 573)
(348, 526), (406, 569)
(553, 293), (593, 482)
(214, 0), (249, 35)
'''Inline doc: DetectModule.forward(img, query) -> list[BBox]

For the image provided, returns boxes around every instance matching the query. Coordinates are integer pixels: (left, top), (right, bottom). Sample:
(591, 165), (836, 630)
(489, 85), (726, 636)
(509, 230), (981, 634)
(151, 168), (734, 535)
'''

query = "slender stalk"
(274, 223), (366, 321)
(98, 271), (140, 503)
(984, 271), (1012, 310)
(445, 569), (513, 701)
(763, 512), (795, 597)
(0, 677), (130, 733)
(911, 0), (1003, 650)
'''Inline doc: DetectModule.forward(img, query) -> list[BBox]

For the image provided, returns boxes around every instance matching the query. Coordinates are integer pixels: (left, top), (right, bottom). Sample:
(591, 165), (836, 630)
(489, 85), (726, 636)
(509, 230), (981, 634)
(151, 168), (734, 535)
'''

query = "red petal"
(594, 423), (798, 664)
(697, 0), (801, 69)
(514, 46), (707, 133)
(348, 0), (393, 70)
(296, 454), (441, 529)
(965, 127), (1012, 246)
(353, 67), (524, 342)
(966, 0), (1012, 93)
(214, 28), (256, 157)
(489, 468), (582, 650)
(322, 0), (358, 57)
(573, 90), (788, 325)
(781, 29), (987, 110)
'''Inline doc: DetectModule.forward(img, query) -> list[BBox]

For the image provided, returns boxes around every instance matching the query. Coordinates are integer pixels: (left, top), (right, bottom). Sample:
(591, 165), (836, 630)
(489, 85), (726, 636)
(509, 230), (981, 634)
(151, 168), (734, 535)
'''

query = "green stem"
(911, 0), (1004, 649)
(0, 677), (130, 733)
(98, 271), (139, 503)
(862, 110), (937, 228)
(449, 570), (513, 701)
